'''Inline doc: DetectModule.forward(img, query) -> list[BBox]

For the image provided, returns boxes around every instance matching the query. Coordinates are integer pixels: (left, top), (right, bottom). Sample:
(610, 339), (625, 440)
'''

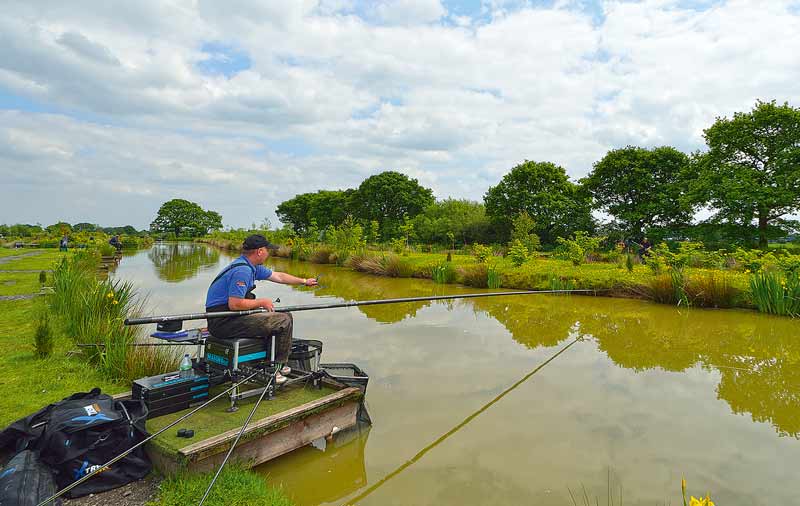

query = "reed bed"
(52, 251), (177, 382)
(750, 270), (800, 316)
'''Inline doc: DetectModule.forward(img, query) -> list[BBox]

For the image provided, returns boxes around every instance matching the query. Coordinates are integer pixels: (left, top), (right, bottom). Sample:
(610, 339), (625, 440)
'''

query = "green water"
(114, 243), (800, 506)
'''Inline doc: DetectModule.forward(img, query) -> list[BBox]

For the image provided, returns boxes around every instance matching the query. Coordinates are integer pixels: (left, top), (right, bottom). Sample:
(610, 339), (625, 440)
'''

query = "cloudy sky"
(1, 0), (798, 229)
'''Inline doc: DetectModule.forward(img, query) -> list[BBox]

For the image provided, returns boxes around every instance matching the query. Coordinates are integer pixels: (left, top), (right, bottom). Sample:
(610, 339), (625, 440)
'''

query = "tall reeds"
(750, 270), (800, 316)
(52, 251), (177, 382)
(431, 261), (456, 284)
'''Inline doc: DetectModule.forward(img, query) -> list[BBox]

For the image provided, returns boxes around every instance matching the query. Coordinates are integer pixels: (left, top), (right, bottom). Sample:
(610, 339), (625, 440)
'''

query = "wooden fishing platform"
(119, 377), (364, 475)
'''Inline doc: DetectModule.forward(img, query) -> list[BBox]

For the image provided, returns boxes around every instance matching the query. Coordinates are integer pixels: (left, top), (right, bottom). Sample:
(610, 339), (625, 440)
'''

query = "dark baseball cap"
(242, 234), (279, 251)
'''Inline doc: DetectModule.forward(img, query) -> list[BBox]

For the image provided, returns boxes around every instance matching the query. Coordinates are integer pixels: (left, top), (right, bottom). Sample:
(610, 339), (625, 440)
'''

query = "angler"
(204, 234), (317, 385)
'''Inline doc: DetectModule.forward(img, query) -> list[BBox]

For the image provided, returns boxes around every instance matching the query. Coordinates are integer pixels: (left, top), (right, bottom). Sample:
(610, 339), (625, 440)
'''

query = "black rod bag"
(0, 450), (61, 506)
(0, 388), (151, 498)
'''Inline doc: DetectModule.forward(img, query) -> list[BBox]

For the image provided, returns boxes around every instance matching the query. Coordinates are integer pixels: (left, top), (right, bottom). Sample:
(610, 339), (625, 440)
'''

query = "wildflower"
(106, 292), (114, 298)
(689, 495), (715, 506)
(113, 300), (119, 305)
(744, 269), (751, 274)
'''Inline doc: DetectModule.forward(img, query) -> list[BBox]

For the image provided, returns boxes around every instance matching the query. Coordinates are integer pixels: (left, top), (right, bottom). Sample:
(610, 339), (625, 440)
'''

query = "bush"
(459, 263), (489, 288)
(99, 243), (116, 257)
(389, 237), (405, 254)
(472, 244), (492, 263)
(309, 246), (334, 264)
(508, 240), (529, 267)
(39, 270), (47, 285)
(34, 310), (54, 358)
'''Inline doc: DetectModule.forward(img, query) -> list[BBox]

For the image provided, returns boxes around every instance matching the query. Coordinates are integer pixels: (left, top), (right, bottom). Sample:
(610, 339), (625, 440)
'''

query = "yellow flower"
(744, 269), (751, 274)
(106, 292), (114, 298)
(682, 478), (686, 493)
(689, 495), (715, 506)
(113, 300), (119, 305)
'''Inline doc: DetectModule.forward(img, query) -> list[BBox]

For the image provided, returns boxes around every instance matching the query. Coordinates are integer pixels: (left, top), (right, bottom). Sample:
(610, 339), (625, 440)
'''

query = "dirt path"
(62, 476), (161, 506)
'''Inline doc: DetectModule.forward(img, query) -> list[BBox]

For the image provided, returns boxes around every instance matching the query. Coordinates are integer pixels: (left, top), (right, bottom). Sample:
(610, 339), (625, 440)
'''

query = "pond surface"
(113, 243), (800, 506)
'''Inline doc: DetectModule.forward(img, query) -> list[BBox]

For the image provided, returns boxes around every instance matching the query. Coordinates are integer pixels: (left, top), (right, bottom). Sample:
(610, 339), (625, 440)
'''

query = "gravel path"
(0, 251), (44, 265)
(0, 294), (39, 301)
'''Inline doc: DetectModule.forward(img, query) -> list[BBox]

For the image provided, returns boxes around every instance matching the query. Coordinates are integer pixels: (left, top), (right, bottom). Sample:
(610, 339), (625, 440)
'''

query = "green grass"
(147, 384), (336, 454)
(0, 250), (71, 270)
(0, 272), (42, 296)
(0, 248), (35, 258)
(0, 298), (124, 427)
(151, 463), (293, 506)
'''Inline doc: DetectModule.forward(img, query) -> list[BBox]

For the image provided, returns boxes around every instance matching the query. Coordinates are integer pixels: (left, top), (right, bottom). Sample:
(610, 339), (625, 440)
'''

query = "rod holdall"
(0, 450), (61, 506)
(0, 388), (152, 499)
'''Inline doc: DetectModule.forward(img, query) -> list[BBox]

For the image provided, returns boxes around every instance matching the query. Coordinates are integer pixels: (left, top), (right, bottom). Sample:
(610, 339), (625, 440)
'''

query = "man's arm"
(268, 271), (318, 286)
(228, 296), (274, 311)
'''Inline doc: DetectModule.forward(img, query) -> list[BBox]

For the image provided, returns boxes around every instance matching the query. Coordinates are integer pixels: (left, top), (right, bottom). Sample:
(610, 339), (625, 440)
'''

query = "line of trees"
(0, 222), (147, 238)
(275, 100), (800, 250)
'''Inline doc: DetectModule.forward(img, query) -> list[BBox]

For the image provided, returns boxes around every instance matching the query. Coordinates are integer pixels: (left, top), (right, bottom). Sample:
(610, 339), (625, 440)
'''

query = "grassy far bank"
(199, 235), (783, 313)
(0, 247), (294, 506)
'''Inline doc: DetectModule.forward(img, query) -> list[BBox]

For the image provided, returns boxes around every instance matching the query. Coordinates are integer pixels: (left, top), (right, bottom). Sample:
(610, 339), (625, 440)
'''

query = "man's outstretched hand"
(304, 278), (318, 287)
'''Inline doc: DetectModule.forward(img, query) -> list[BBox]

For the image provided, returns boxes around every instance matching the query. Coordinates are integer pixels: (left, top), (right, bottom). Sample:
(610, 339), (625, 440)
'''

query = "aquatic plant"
(682, 478), (715, 506)
(685, 271), (740, 308)
(431, 261), (456, 284)
(549, 275), (575, 292)
(749, 270), (800, 316)
(52, 253), (176, 382)
(487, 263), (502, 289)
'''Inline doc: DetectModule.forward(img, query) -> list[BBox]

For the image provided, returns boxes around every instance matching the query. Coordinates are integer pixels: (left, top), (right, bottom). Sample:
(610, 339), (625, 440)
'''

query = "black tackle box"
(132, 371), (210, 419)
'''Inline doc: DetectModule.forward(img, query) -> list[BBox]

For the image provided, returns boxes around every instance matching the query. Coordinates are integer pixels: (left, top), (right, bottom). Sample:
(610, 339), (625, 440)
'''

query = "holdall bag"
(36, 395), (152, 498)
(0, 450), (61, 506)
(0, 388), (152, 499)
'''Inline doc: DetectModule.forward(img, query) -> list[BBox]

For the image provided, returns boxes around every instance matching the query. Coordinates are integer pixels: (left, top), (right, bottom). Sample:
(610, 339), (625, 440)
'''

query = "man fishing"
(205, 234), (317, 384)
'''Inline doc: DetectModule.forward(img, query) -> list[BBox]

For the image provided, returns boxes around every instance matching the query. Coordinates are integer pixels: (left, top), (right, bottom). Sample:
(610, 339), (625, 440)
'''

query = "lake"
(113, 243), (800, 506)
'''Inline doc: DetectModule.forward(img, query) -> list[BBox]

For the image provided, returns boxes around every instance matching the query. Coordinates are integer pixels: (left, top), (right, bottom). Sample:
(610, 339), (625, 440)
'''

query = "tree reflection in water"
(148, 242), (221, 283)
(473, 295), (800, 438)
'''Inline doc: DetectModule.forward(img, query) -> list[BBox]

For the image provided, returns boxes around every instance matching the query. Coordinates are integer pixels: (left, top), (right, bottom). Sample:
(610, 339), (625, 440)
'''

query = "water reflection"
(257, 425), (370, 505)
(147, 242), (221, 282)
(472, 295), (800, 438)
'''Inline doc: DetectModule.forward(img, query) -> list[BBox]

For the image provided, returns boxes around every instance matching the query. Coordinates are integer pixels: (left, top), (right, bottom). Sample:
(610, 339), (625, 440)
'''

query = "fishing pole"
(197, 365), (281, 505)
(36, 370), (262, 506)
(124, 289), (602, 326)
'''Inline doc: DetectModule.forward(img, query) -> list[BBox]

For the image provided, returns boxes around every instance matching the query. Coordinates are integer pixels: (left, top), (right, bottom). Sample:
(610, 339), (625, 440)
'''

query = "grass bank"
(220, 236), (797, 313)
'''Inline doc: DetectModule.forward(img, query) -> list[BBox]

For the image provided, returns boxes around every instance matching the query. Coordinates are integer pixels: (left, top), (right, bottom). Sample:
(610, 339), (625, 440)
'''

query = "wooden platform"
(141, 379), (364, 475)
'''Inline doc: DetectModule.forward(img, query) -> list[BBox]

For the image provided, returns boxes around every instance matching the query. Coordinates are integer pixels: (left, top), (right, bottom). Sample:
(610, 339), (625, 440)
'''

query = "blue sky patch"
(197, 42), (252, 78)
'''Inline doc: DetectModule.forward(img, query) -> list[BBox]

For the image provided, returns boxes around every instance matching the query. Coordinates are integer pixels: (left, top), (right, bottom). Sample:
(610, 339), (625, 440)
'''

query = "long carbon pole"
(124, 289), (600, 326)
(36, 371), (261, 506)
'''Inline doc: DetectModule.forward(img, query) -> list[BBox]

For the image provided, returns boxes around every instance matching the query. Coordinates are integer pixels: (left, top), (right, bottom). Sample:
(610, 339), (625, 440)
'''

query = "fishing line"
(345, 335), (583, 505)
(36, 370), (262, 506)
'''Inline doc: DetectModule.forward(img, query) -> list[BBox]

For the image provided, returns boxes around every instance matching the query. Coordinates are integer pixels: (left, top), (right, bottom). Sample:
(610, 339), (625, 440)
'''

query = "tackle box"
(132, 371), (210, 419)
(205, 336), (268, 371)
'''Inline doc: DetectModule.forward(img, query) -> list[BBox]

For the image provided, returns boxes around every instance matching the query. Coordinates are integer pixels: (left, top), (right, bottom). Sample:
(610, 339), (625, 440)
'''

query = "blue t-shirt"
(205, 256), (273, 309)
